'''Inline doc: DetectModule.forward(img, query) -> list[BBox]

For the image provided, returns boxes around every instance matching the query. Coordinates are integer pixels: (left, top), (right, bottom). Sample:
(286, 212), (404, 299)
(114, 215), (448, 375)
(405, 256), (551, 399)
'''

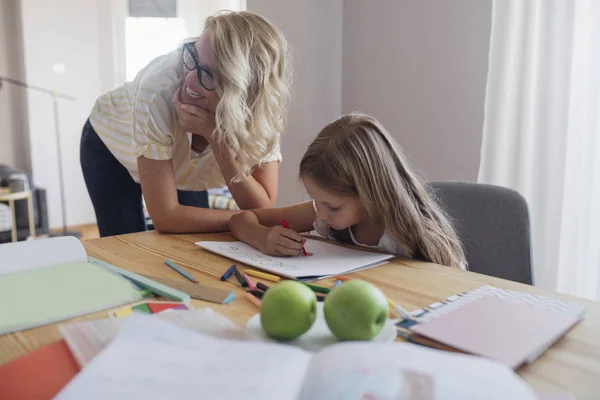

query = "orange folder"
(0, 339), (80, 399)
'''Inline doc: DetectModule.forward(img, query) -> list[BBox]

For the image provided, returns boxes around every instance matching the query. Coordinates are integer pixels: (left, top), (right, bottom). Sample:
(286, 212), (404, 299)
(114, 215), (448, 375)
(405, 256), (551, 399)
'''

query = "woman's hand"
(172, 88), (216, 142)
(260, 226), (306, 256)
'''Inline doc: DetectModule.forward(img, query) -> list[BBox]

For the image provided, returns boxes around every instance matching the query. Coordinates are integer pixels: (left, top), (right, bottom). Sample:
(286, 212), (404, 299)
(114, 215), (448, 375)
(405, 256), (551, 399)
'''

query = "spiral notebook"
(401, 286), (586, 369)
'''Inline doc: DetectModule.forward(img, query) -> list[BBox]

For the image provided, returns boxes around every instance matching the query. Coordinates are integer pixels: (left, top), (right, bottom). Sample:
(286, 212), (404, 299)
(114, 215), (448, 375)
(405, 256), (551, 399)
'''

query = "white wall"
(342, 0), (493, 182)
(247, 0), (343, 206)
(247, 0), (491, 206)
(20, 0), (107, 228)
(179, 0), (245, 38)
(0, 0), (30, 172)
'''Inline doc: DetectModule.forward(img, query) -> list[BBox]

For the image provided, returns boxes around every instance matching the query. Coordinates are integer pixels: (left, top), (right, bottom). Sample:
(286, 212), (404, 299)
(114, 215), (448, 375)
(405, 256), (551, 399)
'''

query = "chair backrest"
(429, 181), (534, 285)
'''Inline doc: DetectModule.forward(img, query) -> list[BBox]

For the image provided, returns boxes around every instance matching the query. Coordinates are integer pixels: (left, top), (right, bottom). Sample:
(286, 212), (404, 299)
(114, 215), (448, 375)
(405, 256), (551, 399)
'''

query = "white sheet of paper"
(0, 236), (87, 276)
(196, 239), (393, 279)
(55, 314), (311, 400)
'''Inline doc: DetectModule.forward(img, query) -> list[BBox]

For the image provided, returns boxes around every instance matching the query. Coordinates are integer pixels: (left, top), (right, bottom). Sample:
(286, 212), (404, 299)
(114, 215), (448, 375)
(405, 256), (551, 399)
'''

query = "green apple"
(260, 280), (317, 340)
(324, 279), (388, 341)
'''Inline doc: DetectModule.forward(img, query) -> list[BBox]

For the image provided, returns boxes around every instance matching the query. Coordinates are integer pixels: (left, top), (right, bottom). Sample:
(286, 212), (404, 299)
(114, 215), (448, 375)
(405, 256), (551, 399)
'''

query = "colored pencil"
(245, 292), (262, 308)
(303, 282), (330, 294)
(242, 273), (257, 291)
(248, 290), (264, 299)
(256, 282), (270, 292)
(164, 259), (198, 283)
(386, 297), (413, 320)
(220, 264), (236, 281)
(245, 269), (281, 282)
(333, 280), (343, 289)
(234, 270), (247, 287)
(333, 275), (352, 282)
(280, 219), (308, 256)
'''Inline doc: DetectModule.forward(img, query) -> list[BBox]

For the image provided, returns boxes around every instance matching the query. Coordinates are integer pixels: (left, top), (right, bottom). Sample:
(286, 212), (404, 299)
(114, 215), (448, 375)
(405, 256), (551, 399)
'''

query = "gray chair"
(429, 181), (534, 285)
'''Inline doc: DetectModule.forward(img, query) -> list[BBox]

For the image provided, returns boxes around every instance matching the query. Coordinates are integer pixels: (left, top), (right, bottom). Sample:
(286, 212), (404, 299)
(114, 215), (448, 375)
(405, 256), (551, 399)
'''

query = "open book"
(56, 314), (538, 400)
(0, 237), (143, 335)
(196, 239), (394, 280)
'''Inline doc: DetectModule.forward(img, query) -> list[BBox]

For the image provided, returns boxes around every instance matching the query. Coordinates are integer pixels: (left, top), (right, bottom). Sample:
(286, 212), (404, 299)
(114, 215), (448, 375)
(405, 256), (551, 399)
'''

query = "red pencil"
(280, 219), (308, 256)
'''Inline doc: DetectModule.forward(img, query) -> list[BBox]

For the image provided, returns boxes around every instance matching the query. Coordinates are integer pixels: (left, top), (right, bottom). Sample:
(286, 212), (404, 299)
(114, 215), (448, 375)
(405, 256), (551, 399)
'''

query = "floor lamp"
(0, 76), (80, 238)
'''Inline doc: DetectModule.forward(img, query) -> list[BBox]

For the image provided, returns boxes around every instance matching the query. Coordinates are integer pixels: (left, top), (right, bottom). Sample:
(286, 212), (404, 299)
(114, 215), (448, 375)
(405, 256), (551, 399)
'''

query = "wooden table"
(1, 231), (599, 398)
(0, 188), (35, 242)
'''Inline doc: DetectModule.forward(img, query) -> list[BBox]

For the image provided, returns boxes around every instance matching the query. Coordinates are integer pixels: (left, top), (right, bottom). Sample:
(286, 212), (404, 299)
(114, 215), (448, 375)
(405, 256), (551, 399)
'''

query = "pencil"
(245, 291), (262, 308)
(333, 280), (343, 289)
(242, 273), (257, 291)
(303, 282), (330, 294)
(333, 275), (352, 282)
(386, 297), (413, 320)
(256, 282), (270, 292)
(234, 269), (247, 287)
(220, 264), (236, 281)
(245, 269), (281, 282)
(248, 290), (264, 299)
(164, 259), (198, 283)
(280, 219), (308, 256)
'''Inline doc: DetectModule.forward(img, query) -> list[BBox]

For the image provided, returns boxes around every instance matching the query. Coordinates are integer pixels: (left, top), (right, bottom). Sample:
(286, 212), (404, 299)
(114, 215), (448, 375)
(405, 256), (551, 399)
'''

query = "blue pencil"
(333, 280), (343, 289)
(164, 259), (198, 283)
(220, 264), (237, 281)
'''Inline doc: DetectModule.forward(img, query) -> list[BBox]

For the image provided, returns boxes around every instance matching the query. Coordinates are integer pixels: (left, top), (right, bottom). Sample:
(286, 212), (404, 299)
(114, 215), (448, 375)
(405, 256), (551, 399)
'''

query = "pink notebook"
(410, 292), (585, 369)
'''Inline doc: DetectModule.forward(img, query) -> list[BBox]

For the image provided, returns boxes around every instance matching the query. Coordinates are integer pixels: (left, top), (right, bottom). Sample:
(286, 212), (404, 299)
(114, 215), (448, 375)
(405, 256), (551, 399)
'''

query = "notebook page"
(297, 342), (537, 400)
(56, 314), (311, 400)
(59, 308), (259, 367)
(196, 239), (393, 279)
(0, 236), (87, 276)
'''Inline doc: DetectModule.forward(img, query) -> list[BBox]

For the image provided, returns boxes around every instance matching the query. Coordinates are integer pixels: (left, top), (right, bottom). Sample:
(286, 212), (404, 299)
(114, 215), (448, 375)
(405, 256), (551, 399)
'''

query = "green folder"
(0, 261), (142, 336)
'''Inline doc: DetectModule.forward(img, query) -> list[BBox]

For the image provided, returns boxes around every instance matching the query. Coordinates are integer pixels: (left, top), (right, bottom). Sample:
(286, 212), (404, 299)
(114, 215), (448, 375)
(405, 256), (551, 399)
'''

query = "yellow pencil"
(244, 269), (281, 282)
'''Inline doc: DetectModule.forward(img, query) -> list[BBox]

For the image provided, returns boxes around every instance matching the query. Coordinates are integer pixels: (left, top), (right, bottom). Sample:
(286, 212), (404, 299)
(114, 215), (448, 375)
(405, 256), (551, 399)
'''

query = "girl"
(81, 11), (291, 237)
(229, 113), (466, 269)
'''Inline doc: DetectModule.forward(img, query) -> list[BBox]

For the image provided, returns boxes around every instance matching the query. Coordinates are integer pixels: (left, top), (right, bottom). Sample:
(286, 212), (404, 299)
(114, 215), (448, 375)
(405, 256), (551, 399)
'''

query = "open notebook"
(0, 237), (142, 335)
(196, 239), (394, 280)
(55, 314), (539, 400)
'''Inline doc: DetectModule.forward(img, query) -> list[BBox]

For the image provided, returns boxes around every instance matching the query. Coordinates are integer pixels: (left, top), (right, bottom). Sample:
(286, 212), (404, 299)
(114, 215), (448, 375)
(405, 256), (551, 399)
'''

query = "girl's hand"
(261, 226), (306, 256)
(172, 88), (216, 142)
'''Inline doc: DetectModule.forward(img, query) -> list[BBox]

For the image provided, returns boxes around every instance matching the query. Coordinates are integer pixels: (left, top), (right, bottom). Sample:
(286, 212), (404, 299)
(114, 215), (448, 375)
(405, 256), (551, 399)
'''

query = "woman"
(80, 11), (291, 237)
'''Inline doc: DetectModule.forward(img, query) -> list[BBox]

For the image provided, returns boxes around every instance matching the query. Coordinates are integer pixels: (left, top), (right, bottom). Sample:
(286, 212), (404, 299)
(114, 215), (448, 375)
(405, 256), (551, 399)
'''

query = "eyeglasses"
(182, 42), (216, 92)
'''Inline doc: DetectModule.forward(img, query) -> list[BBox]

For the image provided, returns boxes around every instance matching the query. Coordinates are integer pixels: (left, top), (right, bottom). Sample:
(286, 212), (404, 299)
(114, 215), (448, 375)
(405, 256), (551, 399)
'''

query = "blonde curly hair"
(204, 11), (292, 180)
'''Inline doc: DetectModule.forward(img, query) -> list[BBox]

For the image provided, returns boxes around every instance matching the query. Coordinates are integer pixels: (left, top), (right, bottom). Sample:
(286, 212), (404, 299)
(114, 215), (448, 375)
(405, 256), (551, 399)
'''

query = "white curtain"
(479, 0), (600, 299)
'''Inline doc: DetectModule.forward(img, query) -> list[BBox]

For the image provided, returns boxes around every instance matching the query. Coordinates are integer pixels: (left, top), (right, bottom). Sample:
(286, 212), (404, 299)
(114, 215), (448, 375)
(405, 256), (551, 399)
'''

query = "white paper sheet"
(196, 239), (393, 279)
(0, 236), (87, 276)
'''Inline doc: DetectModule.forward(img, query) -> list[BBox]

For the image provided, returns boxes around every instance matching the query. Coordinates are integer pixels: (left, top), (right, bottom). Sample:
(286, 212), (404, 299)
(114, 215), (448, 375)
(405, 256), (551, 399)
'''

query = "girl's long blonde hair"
(299, 113), (466, 269)
(204, 11), (292, 179)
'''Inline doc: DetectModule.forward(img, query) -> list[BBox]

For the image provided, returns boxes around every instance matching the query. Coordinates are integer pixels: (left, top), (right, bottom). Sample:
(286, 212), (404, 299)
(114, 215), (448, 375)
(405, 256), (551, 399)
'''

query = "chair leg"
(27, 193), (35, 239)
(9, 199), (17, 242)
